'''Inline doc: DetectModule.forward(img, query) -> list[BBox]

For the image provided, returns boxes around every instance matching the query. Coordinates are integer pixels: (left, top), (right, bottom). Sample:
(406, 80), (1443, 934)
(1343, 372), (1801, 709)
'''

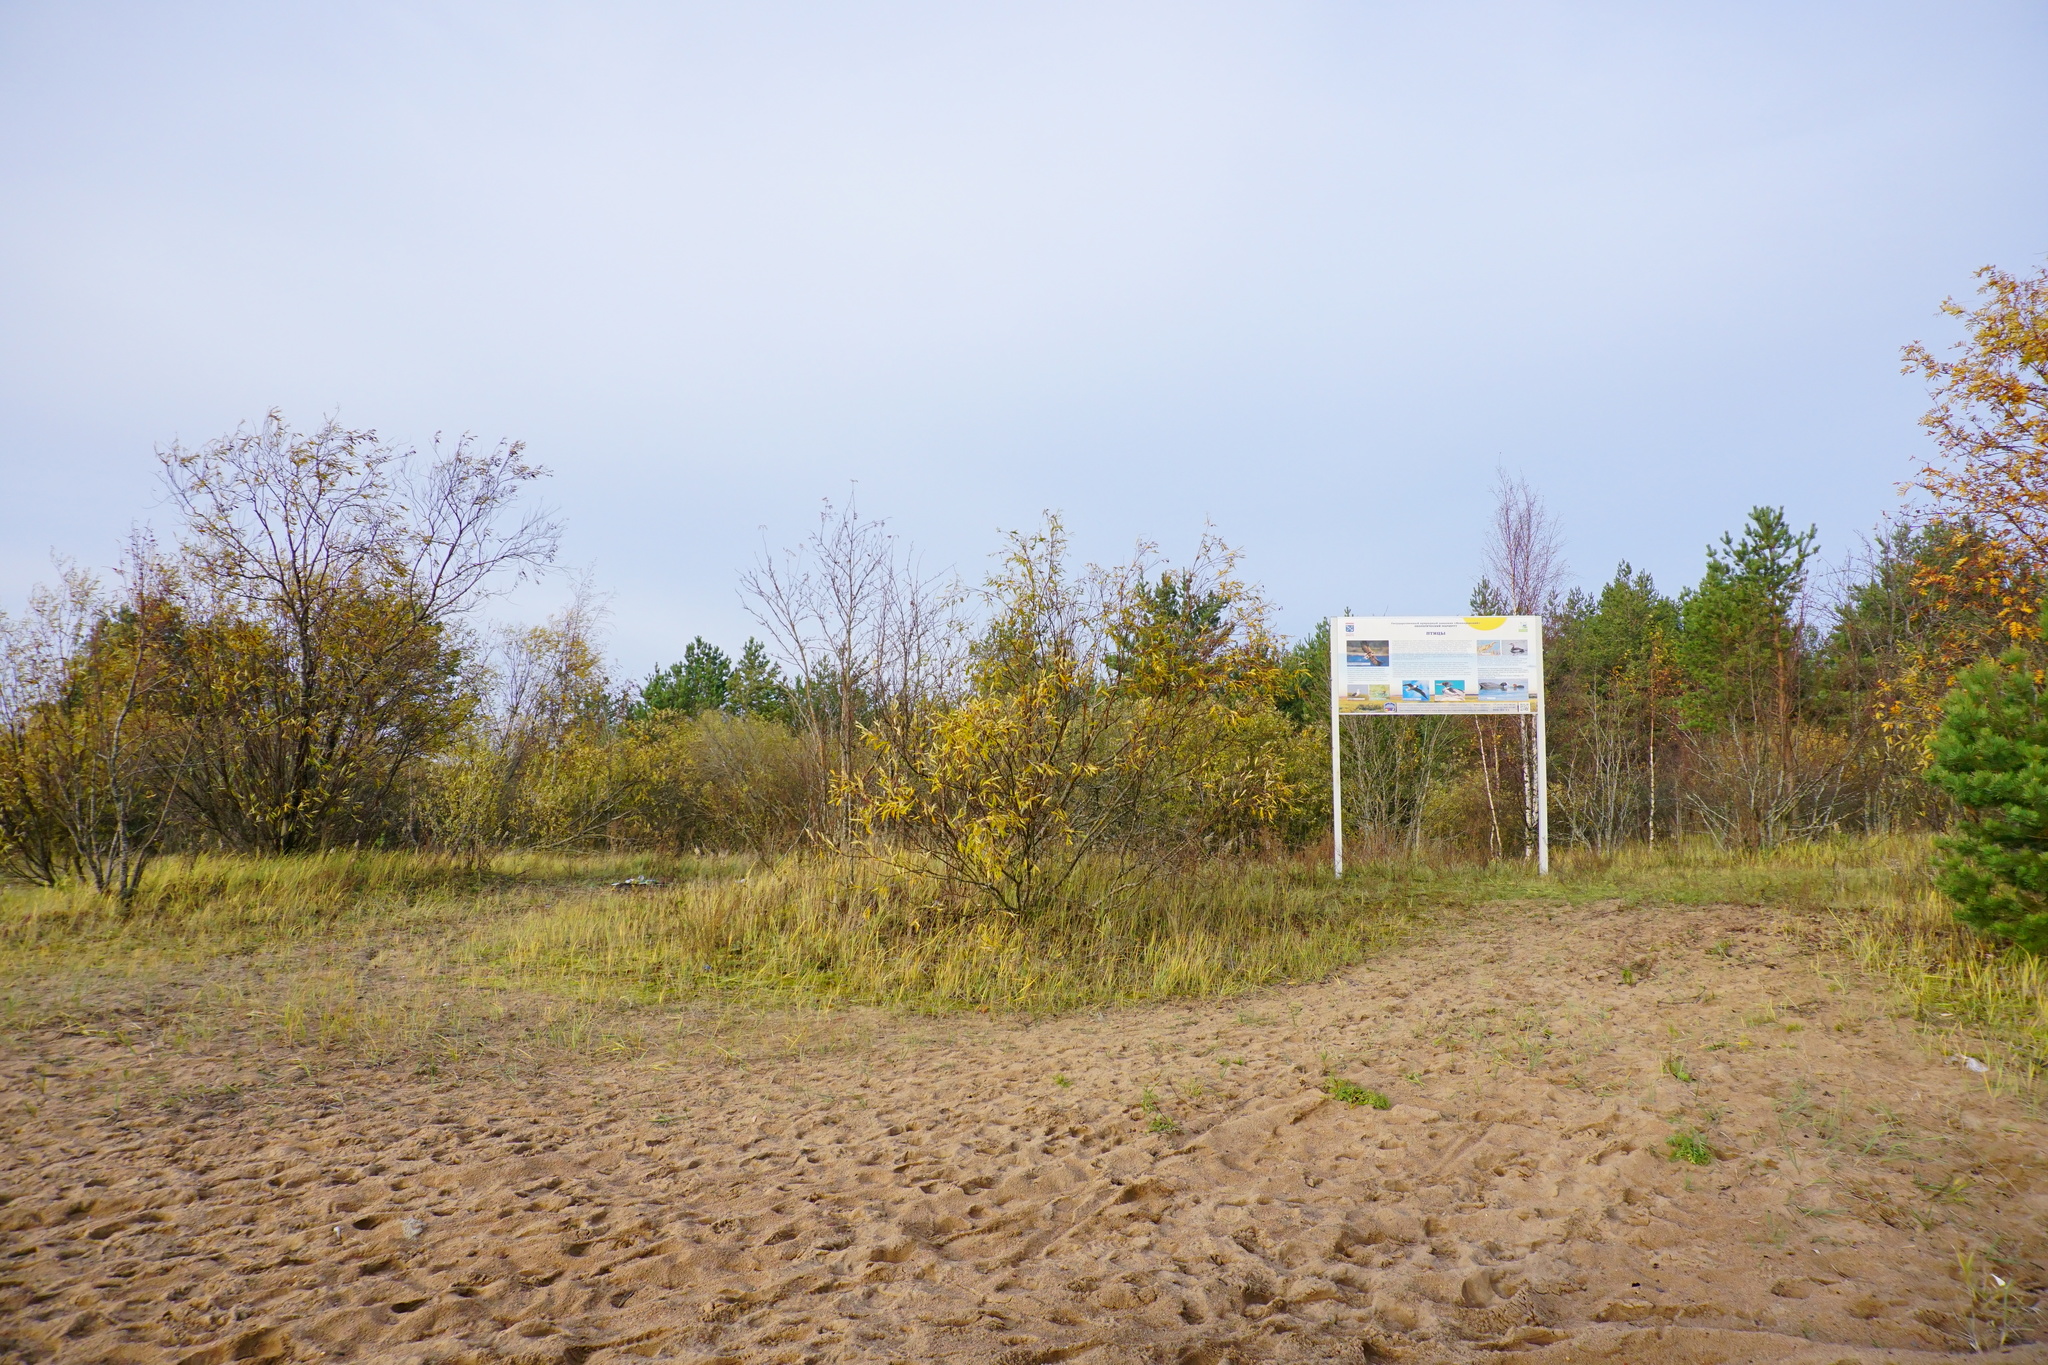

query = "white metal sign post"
(1328, 615), (1548, 877)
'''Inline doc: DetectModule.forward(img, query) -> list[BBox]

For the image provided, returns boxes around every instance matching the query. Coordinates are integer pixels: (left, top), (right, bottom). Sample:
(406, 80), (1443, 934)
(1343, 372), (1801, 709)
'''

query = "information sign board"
(1326, 614), (1548, 877)
(1328, 615), (1541, 716)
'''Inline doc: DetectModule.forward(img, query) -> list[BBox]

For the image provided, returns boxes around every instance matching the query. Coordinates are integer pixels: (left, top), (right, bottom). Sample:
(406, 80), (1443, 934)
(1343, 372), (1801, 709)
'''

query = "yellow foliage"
(853, 518), (1295, 915)
(1906, 264), (2048, 564)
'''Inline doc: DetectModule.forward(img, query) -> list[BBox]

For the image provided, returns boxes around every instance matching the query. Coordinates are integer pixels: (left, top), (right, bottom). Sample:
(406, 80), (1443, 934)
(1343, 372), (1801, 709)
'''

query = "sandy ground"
(2, 900), (2045, 1365)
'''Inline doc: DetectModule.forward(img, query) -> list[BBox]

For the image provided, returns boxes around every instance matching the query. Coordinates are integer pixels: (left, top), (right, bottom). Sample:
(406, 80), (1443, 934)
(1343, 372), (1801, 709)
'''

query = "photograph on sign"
(1329, 616), (1541, 716)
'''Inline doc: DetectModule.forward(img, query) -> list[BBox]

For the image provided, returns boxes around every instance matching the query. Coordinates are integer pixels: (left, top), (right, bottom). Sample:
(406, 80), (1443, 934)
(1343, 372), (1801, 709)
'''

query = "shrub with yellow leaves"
(851, 517), (1293, 917)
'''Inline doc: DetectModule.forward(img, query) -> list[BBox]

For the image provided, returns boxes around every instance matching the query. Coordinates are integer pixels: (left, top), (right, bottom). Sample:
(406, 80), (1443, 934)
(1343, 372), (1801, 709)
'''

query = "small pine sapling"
(1926, 650), (2048, 953)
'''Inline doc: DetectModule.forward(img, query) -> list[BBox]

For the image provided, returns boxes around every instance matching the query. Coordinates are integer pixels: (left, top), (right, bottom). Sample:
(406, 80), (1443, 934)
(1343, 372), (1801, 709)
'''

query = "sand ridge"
(2, 900), (2044, 1363)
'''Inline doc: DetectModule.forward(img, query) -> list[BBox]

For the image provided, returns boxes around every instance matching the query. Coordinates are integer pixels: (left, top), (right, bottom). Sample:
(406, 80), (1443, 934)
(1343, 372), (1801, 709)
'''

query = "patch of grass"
(1138, 1085), (1182, 1134)
(0, 851), (1434, 1038)
(1773, 1080), (1851, 1143)
(2, 833), (2040, 1088)
(1954, 1247), (2032, 1351)
(1835, 888), (2047, 1091)
(1916, 1173), (1974, 1206)
(1857, 1119), (1913, 1160)
(1323, 1077), (1392, 1109)
(476, 857), (1445, 1016)
(1662, 1055), (1695, 1083)
(1667, 1128), (1716, 1165)
(1586, 837), (2041, 1089)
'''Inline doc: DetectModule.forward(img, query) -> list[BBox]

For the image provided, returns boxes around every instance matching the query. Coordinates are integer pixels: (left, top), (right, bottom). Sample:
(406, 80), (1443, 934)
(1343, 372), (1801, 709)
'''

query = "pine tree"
(1676, 507), (1816, 732)
(727, 638), (790, 720)
(637, 637), (732, 717)
(1926, 649), (2048, 952)
(1272, 619), (1329, 729)
(636, 637), (790, 721)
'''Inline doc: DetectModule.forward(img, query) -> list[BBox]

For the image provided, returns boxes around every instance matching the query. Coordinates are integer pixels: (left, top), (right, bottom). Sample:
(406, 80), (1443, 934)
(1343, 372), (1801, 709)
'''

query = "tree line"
(4, 265), (2048, 949)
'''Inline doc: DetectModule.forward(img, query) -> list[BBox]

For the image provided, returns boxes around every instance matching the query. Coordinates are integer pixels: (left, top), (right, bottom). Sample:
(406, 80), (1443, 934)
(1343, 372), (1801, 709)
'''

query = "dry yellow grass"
(0, 837), (2040, 1088)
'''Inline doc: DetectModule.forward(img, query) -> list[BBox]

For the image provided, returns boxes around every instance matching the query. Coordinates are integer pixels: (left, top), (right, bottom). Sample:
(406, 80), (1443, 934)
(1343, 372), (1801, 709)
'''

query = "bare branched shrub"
(161, 412), (559, 851)
(1550, 685), (1647, 853)
(0, 545), (184, 900)
(1681, 723), (1862, 846)
(421, 588), (627, 855)
(1342, 715), (1465, 854)
(740, 497), (963, 850)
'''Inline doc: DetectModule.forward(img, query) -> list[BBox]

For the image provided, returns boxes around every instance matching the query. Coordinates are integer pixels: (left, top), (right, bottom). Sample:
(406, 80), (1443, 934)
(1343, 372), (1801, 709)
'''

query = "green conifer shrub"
(1927, 649), (2048, 953)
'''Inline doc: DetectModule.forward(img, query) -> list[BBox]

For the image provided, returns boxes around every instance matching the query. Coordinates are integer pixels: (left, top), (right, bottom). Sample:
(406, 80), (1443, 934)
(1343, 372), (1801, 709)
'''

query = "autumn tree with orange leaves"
(1903, 264), (2048, 643)
(1843, 265), (2048, 790)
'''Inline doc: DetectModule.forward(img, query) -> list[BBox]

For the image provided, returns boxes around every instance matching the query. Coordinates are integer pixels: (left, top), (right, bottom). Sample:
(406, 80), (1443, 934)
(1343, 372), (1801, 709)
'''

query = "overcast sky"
(3, 2), (2045, 675)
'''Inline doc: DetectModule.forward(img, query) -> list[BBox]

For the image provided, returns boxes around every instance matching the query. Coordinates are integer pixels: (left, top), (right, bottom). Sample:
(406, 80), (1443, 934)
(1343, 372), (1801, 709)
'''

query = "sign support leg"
(1535, 696), (1550, 876)
(1330, 702), (1344, 879)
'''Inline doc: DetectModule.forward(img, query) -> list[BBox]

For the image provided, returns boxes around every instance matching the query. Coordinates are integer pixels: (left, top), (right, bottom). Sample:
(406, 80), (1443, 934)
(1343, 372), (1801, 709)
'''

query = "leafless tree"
(1479, 470), (1567, 859)
(739, 496), (963, 853)
(163, 411), (560, 625)
(1484, 469), (1568, 615)
(160, 411), (560, 851)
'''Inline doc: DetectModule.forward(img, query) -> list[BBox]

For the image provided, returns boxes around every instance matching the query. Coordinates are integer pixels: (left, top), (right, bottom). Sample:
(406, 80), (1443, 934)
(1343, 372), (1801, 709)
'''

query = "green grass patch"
(1324, 1077), (1392, 1109)
(1667, 1128), (1716, 1165)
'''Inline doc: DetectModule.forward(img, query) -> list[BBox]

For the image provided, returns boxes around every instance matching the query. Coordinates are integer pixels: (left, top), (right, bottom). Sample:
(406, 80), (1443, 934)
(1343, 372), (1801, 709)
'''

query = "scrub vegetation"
(3, 263), (2048, 1081)
(2, 836), (2042, 1091)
